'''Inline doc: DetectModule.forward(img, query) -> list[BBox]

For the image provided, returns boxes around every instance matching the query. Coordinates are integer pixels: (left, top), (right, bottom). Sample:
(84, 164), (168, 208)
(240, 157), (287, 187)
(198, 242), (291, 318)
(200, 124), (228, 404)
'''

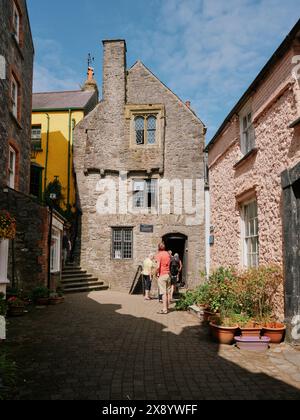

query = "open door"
(162, 233), (188, 287)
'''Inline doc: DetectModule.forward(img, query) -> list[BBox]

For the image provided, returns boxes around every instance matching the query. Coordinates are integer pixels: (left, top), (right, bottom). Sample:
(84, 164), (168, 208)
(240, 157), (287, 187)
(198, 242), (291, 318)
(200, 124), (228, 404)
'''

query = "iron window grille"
(112, 228), (133, 260)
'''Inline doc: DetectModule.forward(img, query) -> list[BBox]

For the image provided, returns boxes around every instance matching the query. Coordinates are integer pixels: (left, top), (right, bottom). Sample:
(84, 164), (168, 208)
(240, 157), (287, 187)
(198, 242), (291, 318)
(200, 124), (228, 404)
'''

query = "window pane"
(135, 117), (145, 145)
(147, 116), (156, 144)
(243, 201), (259, 268)
(146, 179), (157, 208)
(112, 228), (133, 260)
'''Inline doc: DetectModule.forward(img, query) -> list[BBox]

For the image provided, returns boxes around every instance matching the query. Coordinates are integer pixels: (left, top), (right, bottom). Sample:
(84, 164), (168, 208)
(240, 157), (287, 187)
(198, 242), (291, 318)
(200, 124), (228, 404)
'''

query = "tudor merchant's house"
(74, 40), (206, 291)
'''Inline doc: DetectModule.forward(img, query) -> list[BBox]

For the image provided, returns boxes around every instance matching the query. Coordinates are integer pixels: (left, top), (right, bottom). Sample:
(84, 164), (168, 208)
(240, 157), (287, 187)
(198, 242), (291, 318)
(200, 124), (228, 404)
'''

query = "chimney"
(83, 66), (98, 95)
(102, 40), (127, 105)
(185, 101), (191, 108)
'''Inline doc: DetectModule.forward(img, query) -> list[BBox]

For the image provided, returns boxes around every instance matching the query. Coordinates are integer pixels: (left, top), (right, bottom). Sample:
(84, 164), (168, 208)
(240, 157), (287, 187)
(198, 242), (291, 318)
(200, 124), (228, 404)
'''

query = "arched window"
(135, 117), (145, 145)
(147, 116), (157, 144)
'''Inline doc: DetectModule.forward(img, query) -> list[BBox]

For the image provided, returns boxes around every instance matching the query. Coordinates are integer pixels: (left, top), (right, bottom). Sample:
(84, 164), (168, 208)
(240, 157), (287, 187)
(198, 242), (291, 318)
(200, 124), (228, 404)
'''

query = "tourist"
(170, 253), (183, 301)
(156, 242), (171, 314)
(142, 253), (156, 300)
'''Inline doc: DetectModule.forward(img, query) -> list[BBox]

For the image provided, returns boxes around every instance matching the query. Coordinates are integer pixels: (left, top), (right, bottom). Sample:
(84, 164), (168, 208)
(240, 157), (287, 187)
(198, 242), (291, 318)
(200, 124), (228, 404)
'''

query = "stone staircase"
(61, 263), (108, 294)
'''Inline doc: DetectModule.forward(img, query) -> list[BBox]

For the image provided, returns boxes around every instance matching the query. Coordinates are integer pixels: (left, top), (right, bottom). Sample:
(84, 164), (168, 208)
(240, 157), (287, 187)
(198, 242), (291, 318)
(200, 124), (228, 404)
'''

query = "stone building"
(74, 40), (206, 291)
(0, 0), (64, 294)
(205, 20), (300, 343)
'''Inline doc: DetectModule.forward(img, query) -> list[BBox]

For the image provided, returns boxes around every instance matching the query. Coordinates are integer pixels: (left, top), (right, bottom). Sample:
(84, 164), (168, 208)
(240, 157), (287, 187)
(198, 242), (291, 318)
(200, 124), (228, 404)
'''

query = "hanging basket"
(0, 211), (16, 240)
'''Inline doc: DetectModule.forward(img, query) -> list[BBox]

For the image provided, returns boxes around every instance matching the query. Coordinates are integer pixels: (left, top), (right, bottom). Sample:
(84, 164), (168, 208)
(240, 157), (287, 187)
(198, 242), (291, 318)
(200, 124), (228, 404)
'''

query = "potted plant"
(31, 286), (50, 306)
(262, 320), (286, 344)
(7, 297), (26, 317)
(209, 312), (239, 345)
(235, 314), (262, 337)
(0, 211), (16, 240)
(49, 288), (64, 305)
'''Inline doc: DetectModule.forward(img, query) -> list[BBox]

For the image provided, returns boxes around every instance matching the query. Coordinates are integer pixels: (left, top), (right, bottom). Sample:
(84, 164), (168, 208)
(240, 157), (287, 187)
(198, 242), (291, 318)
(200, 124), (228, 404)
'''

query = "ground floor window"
(51, 227), (61, 272)
(112, 228), (133, 260)
(242, 200), (259, 268)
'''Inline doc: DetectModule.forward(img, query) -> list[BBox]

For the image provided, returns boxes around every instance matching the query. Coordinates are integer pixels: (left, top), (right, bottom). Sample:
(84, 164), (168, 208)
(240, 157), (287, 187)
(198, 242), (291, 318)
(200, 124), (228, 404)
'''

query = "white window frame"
(241, 200), (259, 268)
(31, 125), (42, 150)
(50, 227), (61, 273)
(11, 74), (18, 118)
(133, 179), (158, 210)
(239, 106), (255, 155)
(112, 228), (133, 260)
(12, 2), (20, 43)
(8, 146), (16, 189)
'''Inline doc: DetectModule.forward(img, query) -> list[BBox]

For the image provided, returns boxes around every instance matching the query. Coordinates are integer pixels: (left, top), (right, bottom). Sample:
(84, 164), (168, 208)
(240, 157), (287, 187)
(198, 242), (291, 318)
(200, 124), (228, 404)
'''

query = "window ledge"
(234, 148), (258, 170)
(11, 33), (24, 60)
(10, 112), (23, 129)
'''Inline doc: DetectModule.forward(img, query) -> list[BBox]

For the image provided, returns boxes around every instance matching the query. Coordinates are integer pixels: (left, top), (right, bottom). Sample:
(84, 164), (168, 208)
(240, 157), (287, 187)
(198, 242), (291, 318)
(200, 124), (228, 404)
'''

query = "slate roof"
(32, 90), (96, 110)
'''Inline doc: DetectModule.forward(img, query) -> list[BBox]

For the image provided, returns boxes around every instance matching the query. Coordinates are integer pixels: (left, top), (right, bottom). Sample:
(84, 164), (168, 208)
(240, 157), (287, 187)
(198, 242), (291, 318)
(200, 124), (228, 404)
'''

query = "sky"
(27, 0), (300, 140)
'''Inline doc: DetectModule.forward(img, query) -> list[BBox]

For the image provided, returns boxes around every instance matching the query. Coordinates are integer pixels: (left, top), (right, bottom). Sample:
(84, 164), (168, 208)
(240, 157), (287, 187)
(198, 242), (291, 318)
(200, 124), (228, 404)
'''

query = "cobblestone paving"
(4, 291), (300, 400)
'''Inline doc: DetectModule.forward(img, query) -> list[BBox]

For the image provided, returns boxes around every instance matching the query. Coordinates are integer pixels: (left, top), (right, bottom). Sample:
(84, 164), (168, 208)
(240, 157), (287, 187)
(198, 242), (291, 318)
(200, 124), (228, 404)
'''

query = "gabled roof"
(32, 90), (96, 111)
(129, 61), (205, 127)
(205, 18), (300, 152)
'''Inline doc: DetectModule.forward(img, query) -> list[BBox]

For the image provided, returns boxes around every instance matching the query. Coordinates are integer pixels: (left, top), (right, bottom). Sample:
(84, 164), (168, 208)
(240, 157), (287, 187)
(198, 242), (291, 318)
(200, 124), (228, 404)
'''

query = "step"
(61, 277), (95, 285)
(62, 273), (91, 280)
(63, 279), (102, 289)
(62, 269), (87, 275)
(63, 266), (82, 272)
(63, 284), (109, 294)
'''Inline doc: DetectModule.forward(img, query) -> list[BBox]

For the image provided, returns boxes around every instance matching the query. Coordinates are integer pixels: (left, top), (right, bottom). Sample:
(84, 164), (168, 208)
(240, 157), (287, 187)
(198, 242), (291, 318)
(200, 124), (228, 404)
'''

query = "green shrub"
(31, 286), (50, 302)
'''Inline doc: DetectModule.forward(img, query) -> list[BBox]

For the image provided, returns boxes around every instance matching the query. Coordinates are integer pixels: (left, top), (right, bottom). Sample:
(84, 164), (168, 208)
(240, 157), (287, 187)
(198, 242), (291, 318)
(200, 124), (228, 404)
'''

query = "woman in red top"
(156, 242), (171, 314)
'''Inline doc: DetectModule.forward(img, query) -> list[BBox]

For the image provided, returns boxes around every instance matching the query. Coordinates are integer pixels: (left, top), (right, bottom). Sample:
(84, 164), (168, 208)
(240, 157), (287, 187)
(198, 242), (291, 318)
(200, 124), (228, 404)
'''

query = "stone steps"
(62, 265), (108, 294)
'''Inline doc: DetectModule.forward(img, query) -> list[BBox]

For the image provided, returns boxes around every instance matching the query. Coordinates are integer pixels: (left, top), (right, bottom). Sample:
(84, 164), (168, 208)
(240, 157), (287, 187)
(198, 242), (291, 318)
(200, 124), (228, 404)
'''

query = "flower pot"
(36, 298), (49, 306)
(262, 323), (286, 344)
(203, 310), (219, 323)
(8, 306), (25, 317)
(49, 296), (64, 305)
(209, 322), (238, 345)
(235, 336), (270, 351)
(239, 324), (262, 337)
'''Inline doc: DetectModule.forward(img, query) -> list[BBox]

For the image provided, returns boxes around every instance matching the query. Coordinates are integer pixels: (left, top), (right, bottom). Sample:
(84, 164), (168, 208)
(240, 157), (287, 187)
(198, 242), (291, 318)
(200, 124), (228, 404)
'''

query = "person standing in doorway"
(142, 253), (156, 300)
(156, 242), (171, 314)
(170, 253), (183, 301)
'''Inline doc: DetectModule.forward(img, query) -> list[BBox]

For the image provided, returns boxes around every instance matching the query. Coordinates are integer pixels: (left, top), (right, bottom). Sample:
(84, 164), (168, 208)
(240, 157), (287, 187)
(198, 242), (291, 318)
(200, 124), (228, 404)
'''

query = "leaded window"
(134, 115), (157, 145)
(112, 228), (133, 260)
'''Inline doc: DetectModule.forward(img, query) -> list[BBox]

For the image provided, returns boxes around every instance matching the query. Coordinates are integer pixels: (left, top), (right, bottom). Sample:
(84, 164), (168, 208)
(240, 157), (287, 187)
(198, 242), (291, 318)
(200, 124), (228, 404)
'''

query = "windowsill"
(10, 111), (23, 129)
(11, 33), (24, 60)
(234, 148), (258, 170)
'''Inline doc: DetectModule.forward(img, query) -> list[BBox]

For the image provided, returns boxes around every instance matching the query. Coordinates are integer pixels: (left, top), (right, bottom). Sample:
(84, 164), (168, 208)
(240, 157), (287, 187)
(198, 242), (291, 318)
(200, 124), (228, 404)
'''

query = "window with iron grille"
(112, 228), (133, 260)
(31, 125), (42, 150)
(242, 200), (259, 268)
(134, 115), (157, 145)
(133, 179), (157, 209)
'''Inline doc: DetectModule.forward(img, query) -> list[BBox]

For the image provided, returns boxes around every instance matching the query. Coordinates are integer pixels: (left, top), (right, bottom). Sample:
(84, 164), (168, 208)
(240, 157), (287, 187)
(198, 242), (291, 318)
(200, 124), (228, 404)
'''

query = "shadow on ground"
(3, 292), (300, 400)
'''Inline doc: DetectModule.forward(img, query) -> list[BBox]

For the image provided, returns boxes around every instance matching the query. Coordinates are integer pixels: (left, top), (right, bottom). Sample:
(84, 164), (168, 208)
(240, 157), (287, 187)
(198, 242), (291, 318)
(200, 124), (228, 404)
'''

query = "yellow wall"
(31, 110), (84, 211)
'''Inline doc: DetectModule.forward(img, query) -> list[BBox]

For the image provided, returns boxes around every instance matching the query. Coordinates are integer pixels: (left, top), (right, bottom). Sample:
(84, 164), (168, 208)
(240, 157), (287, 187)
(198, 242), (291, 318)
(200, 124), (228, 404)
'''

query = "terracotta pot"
(262, 323), (286, 344)
(36, 298), (49, 306)
(239, 325), (262, 337)
(203, 310), (219, 323)
(209, 322), (238, 345)
(49, 297), (64, 305)
(8, 306), (25, 317)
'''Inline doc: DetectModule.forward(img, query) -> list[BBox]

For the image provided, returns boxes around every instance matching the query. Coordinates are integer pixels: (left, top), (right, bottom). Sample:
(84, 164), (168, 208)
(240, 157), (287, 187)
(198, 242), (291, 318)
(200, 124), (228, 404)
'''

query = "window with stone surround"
(125, 104), (165, 148)
(242, 200), (259, 268)
(133, 179), (158, 209)
(11, 73), (19, 119)
(112, 228), (133, 260)
(239, 108), (255, 155)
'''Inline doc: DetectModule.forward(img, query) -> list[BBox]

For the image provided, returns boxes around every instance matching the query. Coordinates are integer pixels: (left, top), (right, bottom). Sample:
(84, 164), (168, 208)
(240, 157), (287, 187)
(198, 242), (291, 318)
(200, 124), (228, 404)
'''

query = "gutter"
(67, 109), (72, 212)
(43, 113), (50, 197)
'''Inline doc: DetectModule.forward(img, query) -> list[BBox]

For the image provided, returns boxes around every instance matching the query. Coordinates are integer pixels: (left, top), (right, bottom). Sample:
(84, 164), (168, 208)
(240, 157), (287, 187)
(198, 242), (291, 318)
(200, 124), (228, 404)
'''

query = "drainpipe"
(67, 109), (72, 213)
(43, 113), (50, 199)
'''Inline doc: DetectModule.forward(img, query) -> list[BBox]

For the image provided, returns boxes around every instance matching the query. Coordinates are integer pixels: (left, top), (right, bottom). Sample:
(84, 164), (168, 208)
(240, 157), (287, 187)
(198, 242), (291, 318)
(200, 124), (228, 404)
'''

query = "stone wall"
(207, 44), (300, 320)
(0, 0), (34, 192)
(0, 188), (48, 292)
(74, 41), (206, 291)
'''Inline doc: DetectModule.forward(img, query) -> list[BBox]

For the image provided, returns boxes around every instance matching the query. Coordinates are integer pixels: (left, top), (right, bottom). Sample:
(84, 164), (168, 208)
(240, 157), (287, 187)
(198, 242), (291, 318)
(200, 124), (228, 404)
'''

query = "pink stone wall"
(208, 47), (300, 319)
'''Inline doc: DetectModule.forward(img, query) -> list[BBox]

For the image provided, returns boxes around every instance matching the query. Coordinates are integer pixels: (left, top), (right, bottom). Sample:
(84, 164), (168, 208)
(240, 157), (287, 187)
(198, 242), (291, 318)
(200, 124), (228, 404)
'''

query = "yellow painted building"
(30, 70), (98, 212)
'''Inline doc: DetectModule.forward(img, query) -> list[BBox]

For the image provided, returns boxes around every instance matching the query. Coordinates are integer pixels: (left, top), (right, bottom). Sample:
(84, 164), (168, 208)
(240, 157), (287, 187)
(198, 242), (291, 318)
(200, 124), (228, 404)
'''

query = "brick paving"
(3, 291), (300, 400)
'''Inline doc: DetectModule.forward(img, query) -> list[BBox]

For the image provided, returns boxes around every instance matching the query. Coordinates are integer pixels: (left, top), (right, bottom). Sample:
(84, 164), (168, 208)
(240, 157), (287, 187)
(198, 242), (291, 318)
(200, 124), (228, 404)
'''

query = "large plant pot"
(8, 306), (25, 317)
(235, 336), (270, 351)
(239, 325), (262, 337)
(210, 322), (238, 345)
(262, 323), (286, 344)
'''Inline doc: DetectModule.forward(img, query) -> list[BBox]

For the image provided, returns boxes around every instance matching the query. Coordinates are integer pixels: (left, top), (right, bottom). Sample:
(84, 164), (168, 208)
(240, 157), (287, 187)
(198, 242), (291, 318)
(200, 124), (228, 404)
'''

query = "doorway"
(163, 233), (187, 286)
